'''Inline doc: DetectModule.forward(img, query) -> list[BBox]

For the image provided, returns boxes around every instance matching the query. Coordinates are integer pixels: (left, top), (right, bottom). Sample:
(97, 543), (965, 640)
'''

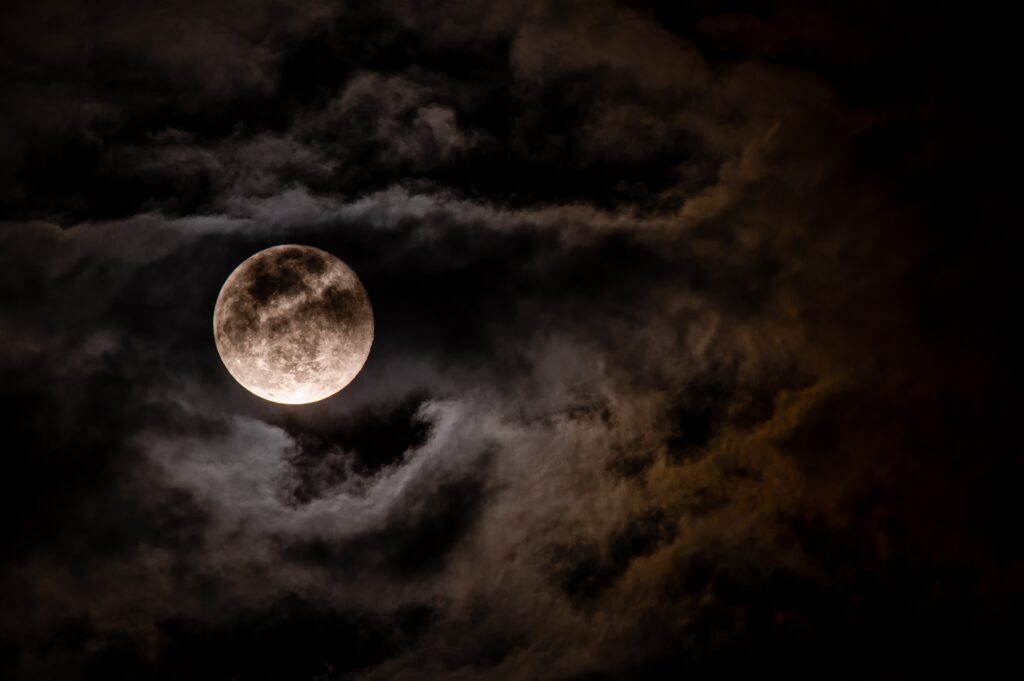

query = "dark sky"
(0, 1), (1020, 679)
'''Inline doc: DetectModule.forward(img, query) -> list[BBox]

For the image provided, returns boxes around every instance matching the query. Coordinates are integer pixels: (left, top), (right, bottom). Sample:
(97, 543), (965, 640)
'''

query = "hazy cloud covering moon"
(213, 245), (374, 404)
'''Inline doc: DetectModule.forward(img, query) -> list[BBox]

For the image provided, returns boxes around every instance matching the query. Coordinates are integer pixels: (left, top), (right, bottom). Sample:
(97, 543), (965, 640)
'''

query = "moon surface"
(213, 245), (374, 404)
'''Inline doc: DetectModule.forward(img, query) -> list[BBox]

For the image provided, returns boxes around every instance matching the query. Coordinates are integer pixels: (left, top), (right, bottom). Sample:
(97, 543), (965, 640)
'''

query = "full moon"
(213, 245), (374, 404)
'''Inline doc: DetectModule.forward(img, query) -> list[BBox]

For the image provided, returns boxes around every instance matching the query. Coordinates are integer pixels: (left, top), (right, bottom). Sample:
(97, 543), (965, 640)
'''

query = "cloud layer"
(0, 1), (1019, 679)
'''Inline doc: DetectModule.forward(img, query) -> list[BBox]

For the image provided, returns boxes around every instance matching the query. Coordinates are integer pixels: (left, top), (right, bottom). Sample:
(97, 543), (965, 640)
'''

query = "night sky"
(0, 1), (1020, 679)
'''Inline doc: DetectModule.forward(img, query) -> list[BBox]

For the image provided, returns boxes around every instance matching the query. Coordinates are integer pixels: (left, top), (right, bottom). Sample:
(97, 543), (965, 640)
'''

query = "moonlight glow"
(213, 245), (374, 404)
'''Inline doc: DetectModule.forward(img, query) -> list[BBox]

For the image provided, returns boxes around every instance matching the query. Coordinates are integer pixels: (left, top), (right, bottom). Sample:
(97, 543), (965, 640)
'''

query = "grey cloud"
(2, 1), (1017, 679)
(509, 0), (711, 94)
(312, 73), (480, 168)
(0, 165), (813, 675)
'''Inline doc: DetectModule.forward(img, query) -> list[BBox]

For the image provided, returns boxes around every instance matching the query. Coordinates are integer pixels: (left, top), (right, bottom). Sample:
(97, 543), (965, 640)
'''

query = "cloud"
(0, 1), (1019, 679)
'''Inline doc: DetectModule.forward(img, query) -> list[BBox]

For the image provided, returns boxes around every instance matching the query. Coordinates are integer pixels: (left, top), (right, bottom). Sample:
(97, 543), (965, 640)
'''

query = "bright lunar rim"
(213, 245), (374, 404)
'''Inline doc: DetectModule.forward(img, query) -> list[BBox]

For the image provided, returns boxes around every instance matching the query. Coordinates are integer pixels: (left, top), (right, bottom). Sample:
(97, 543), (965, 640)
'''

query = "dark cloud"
(73, 595), (432, 681)
(288, 462), (494, 578)
(555, 509), (677, 602)
(277, 394), (434, 502)
(1, 0), (1020, 679)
